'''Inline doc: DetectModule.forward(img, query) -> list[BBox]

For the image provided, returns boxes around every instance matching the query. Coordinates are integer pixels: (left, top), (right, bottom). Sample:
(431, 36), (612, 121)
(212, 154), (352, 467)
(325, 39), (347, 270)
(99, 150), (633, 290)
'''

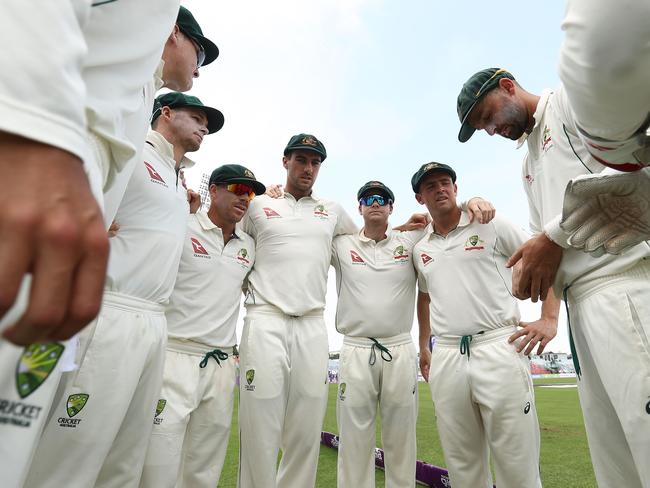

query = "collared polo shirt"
(105, 130), (192, 303)
(241, 193), (357, 316)
(518, 86), (650, 294)
(414, 212), (528, 337)
(332, 228), (423, 338)
(166, 211), (255, 347)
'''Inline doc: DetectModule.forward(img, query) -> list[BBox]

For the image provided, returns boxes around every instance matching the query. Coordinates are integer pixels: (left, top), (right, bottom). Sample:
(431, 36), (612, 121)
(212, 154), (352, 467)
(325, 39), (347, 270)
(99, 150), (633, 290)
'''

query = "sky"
(179, 0), (572, 353)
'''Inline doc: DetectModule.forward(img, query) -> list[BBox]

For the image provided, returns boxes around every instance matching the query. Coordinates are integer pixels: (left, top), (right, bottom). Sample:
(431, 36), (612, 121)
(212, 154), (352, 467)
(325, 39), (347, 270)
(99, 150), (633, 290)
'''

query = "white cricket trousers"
(559, 0), (650, 166)
(238, 305), (330, 488)
(428, 326), (542, 488)
(566, 258), (650, 488)
(140, 338), (237, 488)
(337, 333), (418, 488)
(25, 291), (167, 488)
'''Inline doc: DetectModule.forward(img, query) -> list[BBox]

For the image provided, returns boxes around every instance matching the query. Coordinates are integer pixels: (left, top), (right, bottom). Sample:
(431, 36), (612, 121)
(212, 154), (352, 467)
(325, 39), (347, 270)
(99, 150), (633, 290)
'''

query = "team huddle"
(1, 1), (649, 488)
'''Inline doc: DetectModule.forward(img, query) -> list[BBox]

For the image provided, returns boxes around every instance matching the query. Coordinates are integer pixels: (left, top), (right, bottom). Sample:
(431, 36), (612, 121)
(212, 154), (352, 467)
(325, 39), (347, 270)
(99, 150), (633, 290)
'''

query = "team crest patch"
(16, 343), (65, 399)
(350, 250), (365, 264)
(313, 204), (329, 219)
(301, 136), (317, 146)
(155, 399), (167, 417)
(245, 369), (256, 391)
(339, 382), (346, 401)
(263, 207), (281, 218)
(542, 125), (553, 152)
(66, 394), (89, 418)
(464, 234), (485, 251)
(244, 169), (255, 178)
(393, 245), (409, 261)
(237, 248), (250, 265)
(420, 253), (433, 266)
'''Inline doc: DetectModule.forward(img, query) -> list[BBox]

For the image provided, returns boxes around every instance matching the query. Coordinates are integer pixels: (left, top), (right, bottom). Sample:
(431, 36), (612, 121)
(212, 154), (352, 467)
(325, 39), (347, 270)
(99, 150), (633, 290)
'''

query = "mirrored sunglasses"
(225, 183), (256, 201)
(359, 194), (392, 206)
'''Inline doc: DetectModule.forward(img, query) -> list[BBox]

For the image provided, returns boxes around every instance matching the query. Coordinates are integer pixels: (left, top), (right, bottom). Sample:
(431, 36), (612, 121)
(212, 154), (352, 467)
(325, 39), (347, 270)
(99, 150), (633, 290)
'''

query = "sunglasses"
(181, 29), (206, 68)
(359, 194), (392, 206)
(225, 183), (256, 201)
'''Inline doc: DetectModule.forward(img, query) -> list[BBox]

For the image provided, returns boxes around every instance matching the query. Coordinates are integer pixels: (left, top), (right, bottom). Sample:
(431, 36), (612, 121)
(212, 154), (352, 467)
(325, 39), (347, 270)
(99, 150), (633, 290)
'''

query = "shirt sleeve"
(492, 215), (531, 258)
(521, 153), (544, 233)
(0, 1), (89, 161)
(240, 202), (257, 239)
(334, 203), (359, 236)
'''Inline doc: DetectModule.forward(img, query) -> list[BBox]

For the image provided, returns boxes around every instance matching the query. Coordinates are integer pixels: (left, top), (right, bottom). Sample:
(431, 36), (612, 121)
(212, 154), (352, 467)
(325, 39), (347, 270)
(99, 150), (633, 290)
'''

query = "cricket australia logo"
(58, 393), (89, 428)
(393, 245), (409, 262)
(541, 125), (554, 152)
(245, 369), (256, 391)
(16, 343), (64, 399)
(350, 250), (365, 265)
(191, 237), (210, 258)
(313, 204), (329, 219)
(143, 161), (168, 187)
(237, 248), (250, 265)
(301, 135), (317, 146)
(154, 399), (166, 425)
(464, 234), (485, 251)
(420, 253), (433, 266)
(263, 207), (281, 219)
(339, 382), (346, 401)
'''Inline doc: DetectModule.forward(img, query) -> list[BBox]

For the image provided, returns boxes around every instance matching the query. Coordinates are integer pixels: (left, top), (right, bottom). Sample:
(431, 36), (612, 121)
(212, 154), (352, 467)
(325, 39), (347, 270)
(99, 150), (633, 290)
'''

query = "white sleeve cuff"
(543, 215), (571, 249)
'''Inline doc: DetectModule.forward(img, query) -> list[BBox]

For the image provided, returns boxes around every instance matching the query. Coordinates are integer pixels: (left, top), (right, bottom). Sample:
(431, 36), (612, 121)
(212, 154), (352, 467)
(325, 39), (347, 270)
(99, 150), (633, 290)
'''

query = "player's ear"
(282, 156), (289, 170)
(358, 204), (362, 215)
(388, 203), (393, 215)
(415, 193), (425, 205)
(453, 183), (458, 195)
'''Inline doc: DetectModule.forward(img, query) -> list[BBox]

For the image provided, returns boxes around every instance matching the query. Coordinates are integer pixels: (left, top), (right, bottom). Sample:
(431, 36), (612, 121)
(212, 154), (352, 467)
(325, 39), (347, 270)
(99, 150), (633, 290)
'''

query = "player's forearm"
(417, 292), (431, 350)
(540, 288), (560, 324)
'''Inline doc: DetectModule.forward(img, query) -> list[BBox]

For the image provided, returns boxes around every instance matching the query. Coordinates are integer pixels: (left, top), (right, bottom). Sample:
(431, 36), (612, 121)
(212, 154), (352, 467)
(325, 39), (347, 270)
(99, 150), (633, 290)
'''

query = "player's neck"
(207, 207), (236, 244)
(363, 221), (388, 242)
(284, 182), (312, 200)
(172, 146), (187, 169)
(430, 207), (461, 237)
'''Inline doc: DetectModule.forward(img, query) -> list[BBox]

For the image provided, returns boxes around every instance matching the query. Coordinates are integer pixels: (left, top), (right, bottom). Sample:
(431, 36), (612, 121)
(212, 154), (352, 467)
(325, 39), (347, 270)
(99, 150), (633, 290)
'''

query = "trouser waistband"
(434, 326), (516, 348)
(245, 303), (324, 318)
(342, 333), (412, 348)
(102, 291), (165, 314)
(166, 337), (236, 356)
(566, 258), (650, 303)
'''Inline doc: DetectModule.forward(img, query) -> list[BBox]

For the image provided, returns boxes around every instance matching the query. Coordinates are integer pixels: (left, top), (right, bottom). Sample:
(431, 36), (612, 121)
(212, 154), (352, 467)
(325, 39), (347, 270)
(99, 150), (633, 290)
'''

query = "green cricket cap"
(208, 164), (266, 195)
(457, 68), (515, 143)
(177, 6), (219, 66)
(357, 181), (395, 203)
(152, 92), (224, 134)
(284, 133), (327, 161)
(411, 162), (457, 192)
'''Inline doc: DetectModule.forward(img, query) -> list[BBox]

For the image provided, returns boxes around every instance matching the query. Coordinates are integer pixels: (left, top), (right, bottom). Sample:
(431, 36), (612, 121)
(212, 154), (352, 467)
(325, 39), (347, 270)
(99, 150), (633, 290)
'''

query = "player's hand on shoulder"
(187, 189), (201, 214)
(509, 317), (558, 356)
(396, 213), (431, 232)
(0, 133), (108, 345)
(265, 184), (284, 199)
(419, 347), (431, 382)
(466, 197), (496, 224)
(108, 220), (120, 238)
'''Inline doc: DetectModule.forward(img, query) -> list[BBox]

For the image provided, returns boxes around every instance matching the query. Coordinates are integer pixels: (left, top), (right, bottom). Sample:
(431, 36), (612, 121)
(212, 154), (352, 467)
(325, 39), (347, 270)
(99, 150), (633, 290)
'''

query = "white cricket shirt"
(105, 130), (191, 303)
(241, 193), (357, 316)
(332, 228), (423, 338)
(414, 212), (528, 337)
(518, 87), (650, 294)
(166, 211), (255, 347)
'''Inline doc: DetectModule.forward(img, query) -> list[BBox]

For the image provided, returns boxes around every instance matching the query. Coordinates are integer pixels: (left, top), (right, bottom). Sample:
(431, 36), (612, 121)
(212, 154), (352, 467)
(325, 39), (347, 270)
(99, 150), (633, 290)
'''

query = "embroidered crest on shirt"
(191, 237), (210, 258)
(313, 204), (329, 219)
(237, 248), (251, 265)
(393, 245), (409, 261)
(541, 125), (554, 152)
(464, 234), (485, 251)
(420, 253), (433, 266)
(263, 207), (281, 218)
(143, 161), (167, 187)
(350, 250), (365, 264)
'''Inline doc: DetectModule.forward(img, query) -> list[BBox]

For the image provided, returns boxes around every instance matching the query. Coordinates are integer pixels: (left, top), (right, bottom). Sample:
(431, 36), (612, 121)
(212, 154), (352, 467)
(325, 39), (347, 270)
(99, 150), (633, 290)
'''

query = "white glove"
(560, 169), (650, 255)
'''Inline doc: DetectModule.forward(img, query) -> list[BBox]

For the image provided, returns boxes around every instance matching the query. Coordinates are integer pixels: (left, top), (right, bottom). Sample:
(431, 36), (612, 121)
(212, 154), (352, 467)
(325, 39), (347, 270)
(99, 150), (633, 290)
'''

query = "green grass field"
(218, 376), (596, 487)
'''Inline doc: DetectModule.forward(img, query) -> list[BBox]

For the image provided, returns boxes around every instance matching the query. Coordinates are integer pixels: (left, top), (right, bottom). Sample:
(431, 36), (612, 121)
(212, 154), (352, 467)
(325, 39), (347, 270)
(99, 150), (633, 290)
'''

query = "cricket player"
(0, 2), (182, 486)
(25, 92), (224, 488)
(332, 181), (422, 488)
(458, 68), (650, 487)
(413, 162), (559, 488)
(140, 164), (265, 488)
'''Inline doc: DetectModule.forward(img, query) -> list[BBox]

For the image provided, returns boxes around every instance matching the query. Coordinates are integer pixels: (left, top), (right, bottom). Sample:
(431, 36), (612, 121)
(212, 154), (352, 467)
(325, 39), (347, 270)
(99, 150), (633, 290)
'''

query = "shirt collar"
(145, 130), (196, 169)
(153, 60), (165, 91)
(196, 211), (240, 239)
(516, 88), (553, 149)
(429, 211), (471, 237)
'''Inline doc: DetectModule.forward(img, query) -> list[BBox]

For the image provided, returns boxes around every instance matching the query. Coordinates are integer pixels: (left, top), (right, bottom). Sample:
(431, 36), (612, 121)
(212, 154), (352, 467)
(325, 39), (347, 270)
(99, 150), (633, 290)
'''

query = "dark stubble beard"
(501, 102), (528, 140)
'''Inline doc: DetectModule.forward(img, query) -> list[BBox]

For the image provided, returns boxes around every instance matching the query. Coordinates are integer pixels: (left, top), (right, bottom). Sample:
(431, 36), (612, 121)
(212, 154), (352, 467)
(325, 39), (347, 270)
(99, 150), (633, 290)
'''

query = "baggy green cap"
(284, 133), (327, 161)
(152, 92), (224, 134)
(209, 164), (266, 196)
(411, 162), (457, 192)
(356, 181), (395, 203)
(176, 6), (219, 66)
(457, 68), (515, 143)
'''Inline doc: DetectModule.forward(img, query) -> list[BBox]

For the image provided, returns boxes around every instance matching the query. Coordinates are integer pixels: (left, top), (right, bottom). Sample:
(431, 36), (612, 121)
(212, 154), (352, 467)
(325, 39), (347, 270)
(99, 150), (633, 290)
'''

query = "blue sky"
(180, 0), (571, 352)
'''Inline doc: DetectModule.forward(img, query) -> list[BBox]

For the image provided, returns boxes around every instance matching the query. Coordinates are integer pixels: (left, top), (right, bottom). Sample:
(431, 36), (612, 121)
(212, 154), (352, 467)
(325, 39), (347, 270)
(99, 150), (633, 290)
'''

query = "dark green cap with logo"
(357, 180), (395, 203)
(209, 164), (266, 195)
(457, 68), (515, 143)
(177, 6), (219, 66)
(152, 92), (224, 134)
(284, 133), (327, 161)
(411, 162), (457, 192)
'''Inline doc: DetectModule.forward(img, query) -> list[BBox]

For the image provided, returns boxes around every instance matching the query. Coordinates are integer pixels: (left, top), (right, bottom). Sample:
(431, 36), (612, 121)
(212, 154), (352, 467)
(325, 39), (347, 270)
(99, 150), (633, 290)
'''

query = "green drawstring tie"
(368, 338), (393, 365)
(562, 287), (581, 379)
(460, 335), (473, 358)
(199, 349), (229, 368)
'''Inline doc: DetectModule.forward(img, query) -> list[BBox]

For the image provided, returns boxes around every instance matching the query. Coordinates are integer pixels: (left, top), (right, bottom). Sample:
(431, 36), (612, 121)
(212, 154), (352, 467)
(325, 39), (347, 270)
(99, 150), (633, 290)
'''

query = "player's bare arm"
(0, 133), (109, 345)
(417, 291), (432, 382)
(509, 290), (560, 356)
(506, 233), (563, 302)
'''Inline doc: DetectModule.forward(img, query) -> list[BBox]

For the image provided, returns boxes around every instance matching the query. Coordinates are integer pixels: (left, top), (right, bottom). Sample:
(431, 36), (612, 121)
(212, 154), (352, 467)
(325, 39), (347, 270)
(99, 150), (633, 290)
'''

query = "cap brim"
(194, 34), (219, 66)
(284, 145), (326, 160)
(458, 98), (481, 143)
(183, 103), (224, 133)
